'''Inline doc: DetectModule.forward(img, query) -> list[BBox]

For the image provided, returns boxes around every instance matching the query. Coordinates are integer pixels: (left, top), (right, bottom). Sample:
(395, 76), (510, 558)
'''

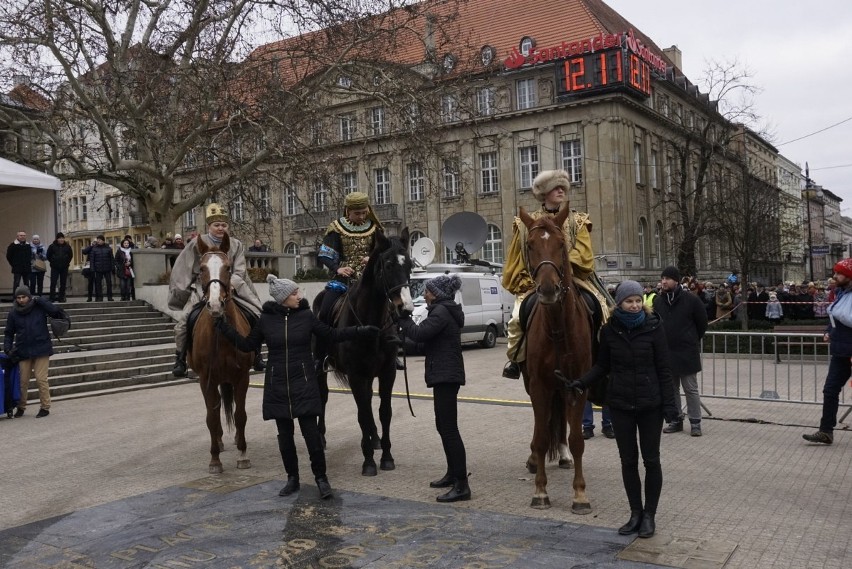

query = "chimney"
(662, 45), (682, 70)
(12, 74), (30, 87)
(424, 14), (436, 61)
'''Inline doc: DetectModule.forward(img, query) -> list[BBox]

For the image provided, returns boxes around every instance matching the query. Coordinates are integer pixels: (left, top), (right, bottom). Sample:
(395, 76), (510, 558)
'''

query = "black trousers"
(275, 415), (326, 479)
(49, 267), (68, 300)
(28, 272), (45, 296)
(433, 383), (467, 480)
(609, 407), (664, 514)
(93, 271), (113, 300)
(12, 273), (26, 291)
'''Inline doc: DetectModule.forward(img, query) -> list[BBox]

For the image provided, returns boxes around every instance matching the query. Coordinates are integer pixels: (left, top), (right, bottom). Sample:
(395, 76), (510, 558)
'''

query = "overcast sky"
(606, 0), (852, 206)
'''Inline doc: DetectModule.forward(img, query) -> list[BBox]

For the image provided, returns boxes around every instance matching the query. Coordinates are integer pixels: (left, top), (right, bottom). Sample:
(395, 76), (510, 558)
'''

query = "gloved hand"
(356, 325), (381, 338)
(397, 308), (413, 320)
(663, 406), (680, 423)
(565, 380), (585, 394)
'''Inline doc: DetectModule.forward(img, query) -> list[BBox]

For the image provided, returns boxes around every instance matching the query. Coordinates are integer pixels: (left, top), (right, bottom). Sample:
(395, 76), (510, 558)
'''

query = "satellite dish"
(442, 212), (488, 264)
(411, 237), (436, 269)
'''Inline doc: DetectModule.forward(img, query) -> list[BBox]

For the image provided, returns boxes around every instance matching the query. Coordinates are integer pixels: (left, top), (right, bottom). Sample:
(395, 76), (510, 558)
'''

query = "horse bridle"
(199, 253), (233, 303)
(527, 226), (569, 298)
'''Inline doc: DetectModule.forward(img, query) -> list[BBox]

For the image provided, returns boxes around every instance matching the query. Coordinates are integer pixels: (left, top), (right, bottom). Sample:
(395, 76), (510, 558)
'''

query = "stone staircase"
(1, 298), (196, 403)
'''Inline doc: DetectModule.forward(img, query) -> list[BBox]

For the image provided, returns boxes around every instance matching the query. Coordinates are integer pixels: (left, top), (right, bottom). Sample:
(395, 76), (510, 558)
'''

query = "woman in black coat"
(216, 275), (378, 500)
(398, 274), (470, 503)
(567, 280), (677, 539)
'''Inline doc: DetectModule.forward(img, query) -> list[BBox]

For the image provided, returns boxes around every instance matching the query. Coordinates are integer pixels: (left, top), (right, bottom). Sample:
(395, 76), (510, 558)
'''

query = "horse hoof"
(209, 464), (224, 474)
(237, 459), (251, 469)
(526, 460), (537, 474)
(530, 496), (551, 509)
(572, 501), (592, 515)
(362, 463), (378, 477)
(558, 458), (573, 469)
(380, 459), (395, 471)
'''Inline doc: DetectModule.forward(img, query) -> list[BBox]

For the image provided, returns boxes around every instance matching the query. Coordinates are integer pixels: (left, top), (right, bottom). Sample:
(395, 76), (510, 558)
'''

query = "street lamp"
(804, 162), (823, 282)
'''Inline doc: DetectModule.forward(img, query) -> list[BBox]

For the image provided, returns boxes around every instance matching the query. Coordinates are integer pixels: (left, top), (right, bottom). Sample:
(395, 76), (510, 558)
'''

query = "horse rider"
(168, 203), (265, 377)
(501, 169), (612, 379)
(316, 191), (404, 371)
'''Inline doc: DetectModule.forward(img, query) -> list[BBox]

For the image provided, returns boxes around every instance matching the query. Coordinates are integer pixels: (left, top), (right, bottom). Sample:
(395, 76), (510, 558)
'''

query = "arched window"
(638, 217), (648, 268)
(654, 221), (663, 269)
(285, 242), (301, 271)
(482, 224), (503, 264)
(409, 230), (425, 249)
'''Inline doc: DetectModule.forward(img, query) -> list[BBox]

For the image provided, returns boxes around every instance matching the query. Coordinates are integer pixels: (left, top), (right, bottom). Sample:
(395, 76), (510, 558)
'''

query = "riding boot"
(502, 361), (521, 379)
(436, 477), (471, 503)
(618, 510), (644, 535)
(253, 352), (266, 372)
(278, 476), (300, 496)
(172, 350), (187, 378)
(316, 476), (333, 500)
(429, 472), (454, 488)
(638, 511), (656, 538)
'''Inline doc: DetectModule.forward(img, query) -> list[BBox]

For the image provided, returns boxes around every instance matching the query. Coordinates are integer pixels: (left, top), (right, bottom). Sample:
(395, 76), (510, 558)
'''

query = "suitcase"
(0, 353), (21, 417)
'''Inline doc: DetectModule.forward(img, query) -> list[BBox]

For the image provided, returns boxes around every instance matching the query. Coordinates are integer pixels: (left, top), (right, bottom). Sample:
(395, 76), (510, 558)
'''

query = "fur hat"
(661, 265), (681, 282)
(769, 292), (778, 300)
(267, 274), (299, 303)
(205, 203), (229, 224)
(15, 285), (31, 298)
(834, 258), (852, 280)
(532, 170), (571, 203)
(344, 191), (370, 210)
(614, 280), (644, 306)
(174, 234), (182, 240)
(426, 274), (462, 300)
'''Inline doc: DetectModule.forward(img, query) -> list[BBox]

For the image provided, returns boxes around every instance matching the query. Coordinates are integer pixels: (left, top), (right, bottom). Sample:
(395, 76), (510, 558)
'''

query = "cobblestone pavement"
(1, 341), (849, 568)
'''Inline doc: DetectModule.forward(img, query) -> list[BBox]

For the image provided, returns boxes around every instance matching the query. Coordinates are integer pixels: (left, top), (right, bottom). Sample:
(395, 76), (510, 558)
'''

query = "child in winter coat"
(766, 292), (784, 323)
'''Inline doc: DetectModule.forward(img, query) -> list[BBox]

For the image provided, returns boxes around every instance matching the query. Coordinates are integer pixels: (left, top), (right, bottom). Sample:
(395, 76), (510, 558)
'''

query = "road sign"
(811, 245), (830, 256)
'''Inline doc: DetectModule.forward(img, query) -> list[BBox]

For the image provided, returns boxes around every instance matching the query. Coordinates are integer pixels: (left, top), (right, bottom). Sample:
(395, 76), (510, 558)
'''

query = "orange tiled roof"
(6, 83), (50, 112)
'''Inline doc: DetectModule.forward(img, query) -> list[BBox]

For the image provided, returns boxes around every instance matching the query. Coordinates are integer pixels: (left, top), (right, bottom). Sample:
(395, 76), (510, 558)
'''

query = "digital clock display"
(556, 48), (652, 98)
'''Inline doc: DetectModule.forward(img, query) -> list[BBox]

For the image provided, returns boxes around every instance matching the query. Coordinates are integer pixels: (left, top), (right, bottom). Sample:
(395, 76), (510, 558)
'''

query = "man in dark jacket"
(46, 232), (73, 302)
(6, 231), (31, 291)
(3, 286), (62, 418)
(653, 266), (708, 436)
(83, 235), (114, 301)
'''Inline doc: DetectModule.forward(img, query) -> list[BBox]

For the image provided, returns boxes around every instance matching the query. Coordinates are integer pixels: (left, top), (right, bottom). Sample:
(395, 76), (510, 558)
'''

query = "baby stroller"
(1, 353), (21, 419)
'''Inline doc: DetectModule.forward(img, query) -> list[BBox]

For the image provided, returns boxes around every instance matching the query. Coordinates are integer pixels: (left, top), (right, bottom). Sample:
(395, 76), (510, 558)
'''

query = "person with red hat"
(803, 258), (852, 445)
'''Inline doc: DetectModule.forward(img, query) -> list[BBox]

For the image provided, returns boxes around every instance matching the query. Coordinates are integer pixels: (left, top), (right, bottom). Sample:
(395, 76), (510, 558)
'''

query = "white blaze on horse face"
(206, 254), (225, 316)
(399, 286), (414, 312)
(540, 230), (551, 241)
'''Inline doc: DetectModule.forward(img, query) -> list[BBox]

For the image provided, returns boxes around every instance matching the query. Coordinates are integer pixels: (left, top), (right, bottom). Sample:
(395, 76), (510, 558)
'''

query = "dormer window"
(480, 45), (496, 66)
(337, 75), (352, 88)
(442, 54), (457, 73)
(519, 36), (536, 57)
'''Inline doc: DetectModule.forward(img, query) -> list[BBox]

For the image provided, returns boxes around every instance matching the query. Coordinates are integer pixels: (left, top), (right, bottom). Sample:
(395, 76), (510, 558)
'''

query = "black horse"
(313, 228), (414, 476)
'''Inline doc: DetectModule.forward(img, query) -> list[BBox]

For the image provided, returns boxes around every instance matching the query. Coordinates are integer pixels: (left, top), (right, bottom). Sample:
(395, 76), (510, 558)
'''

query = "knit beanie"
(833, 258), (852, 279)
(426, 274), (462, 300)
(661, 265), (681, 282)
(15, 285), (32, 298)
(614, 280), (644, 306)
(267, 274), (299, 303)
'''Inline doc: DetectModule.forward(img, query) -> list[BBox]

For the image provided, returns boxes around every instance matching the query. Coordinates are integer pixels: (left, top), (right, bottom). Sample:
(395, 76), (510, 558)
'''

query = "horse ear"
(219, 233), (231, 253)
(555, 205), (571, 228)
(197, 235), (209, 254)
(374, 229), (390, 251)
(400, 227), (410, 249)
(519, 207), (534, 229)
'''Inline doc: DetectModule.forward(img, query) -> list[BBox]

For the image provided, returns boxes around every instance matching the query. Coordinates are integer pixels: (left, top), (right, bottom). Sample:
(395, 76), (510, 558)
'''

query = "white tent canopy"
(0, 156), (61, 191)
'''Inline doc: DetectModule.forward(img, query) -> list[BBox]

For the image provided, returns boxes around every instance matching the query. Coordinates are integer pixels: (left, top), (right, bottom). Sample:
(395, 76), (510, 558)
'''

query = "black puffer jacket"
(217, 300), (358, 420)
(579, 309), (677, 417)
(399, 299), (465, 387)
(46, 240), (73, 269)
(83, 243), (114, 273)
(4, 297), (62, 359)
(6, 241), (31, 274)
(653, 286), (707, 375)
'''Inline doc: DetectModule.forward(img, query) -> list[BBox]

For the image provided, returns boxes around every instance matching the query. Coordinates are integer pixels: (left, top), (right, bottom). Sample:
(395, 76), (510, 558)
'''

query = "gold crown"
(205, 203), (228, 224)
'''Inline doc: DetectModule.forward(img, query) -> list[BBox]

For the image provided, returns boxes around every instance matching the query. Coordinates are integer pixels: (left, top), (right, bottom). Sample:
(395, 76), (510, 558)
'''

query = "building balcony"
(291, 203), (401, 233)
(130, 212), (149, 226)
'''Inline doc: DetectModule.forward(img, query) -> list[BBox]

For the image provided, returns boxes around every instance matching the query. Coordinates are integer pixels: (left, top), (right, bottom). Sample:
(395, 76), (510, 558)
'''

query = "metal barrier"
(700, 330), (847, 406)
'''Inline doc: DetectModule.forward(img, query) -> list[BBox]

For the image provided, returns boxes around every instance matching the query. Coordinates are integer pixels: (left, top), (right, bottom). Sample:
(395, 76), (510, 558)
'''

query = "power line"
(776, 116), (852, 146)
(811, 163), (852, 171)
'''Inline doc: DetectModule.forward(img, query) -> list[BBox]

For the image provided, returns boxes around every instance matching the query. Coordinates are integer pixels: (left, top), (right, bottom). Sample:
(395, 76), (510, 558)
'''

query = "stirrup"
(322, 356), (336, 373)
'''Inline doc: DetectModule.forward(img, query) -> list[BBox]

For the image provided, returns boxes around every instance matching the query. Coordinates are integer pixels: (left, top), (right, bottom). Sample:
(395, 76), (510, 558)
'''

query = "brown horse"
(188, 234), (253, 474)
(519, 206), (594, 513)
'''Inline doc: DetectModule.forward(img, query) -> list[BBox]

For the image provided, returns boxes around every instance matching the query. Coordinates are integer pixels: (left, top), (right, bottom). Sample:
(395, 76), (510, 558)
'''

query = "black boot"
(436, 478), (471, 503)
(278, 476), (300, 496)
(253, 352), (266, 372)
(502, 361), (520, 379)
(429, 472), (454, 488)
(638, 511), (655, 538)
(172, 350), (187, 378)
(316, 476), (333, 500)
(662, 420), (683, 433)
(618, 510), (643, 535)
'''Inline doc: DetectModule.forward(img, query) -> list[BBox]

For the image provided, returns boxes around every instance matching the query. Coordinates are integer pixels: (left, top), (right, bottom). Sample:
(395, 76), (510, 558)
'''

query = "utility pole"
(805, 163), (814, 282)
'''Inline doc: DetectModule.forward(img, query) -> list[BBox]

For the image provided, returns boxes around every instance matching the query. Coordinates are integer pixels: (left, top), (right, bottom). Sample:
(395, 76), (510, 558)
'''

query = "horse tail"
(220, 382), (235, 430)
(546, 391), (564, 462)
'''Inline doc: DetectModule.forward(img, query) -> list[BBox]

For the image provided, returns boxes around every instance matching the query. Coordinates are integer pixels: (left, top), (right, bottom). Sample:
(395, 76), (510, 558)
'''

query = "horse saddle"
(518, 287), (601, 333)
(186, 301), (258, 355)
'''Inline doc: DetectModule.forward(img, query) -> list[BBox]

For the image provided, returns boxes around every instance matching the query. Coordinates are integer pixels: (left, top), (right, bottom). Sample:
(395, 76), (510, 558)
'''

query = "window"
(634, 142), (642, 184)
(285, 186), (299, 215)
(442, 158), (460, 197)
(560, 140), (583, 183)
(638, 217), (648, 267)
(341, 171), (357, 194)
(440, 94), (459, 122)
(285, 242), (301, 271)
(476, 87), (496, 116)
(184, 207), (196, 227)
(409, 230), (425, 249)
(516, 78), (536, 110)
(339, 114), (356, 141)
(404, 103), (420, 129)
(369, 106), (385, 136)
(80, 197), (87, 221)
(71, 197), (78, 221)
(231, 195), (244, 222)
(337, 75), (352, 88)
(374, 168), (391, 205)
(654, 221), (663, 268)
(650, 150), (658, 189)
(258, 185), (271, 219)
(480, 151), (499, 194)
(518, 145), (539, 189)
(313, 180), (328, 212)
(483, 224), (503, 264)
(407, 162), (425, 201)
(665, 156), (673, 193)
(310, 119), (324, 145)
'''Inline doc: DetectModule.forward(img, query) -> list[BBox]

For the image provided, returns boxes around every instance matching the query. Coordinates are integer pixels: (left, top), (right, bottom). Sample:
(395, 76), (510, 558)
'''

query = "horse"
(313, 228), (414, 476)
(519, 206), (594, 514)
(187, 234), (254, 474)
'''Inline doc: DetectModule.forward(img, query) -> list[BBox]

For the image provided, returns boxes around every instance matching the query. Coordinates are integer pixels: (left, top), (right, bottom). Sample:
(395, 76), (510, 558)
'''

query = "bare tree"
(0, 0), (465, 237)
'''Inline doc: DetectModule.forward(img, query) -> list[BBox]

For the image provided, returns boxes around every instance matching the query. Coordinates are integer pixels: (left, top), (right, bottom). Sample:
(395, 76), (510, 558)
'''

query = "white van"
(408, 265), (508, 349)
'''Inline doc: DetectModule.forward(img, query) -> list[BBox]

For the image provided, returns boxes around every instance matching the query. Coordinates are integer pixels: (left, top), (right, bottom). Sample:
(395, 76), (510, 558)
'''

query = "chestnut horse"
(188, 235), (254, 474)
(313, 229), (414, 476)
(519, 206), (594, 513)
